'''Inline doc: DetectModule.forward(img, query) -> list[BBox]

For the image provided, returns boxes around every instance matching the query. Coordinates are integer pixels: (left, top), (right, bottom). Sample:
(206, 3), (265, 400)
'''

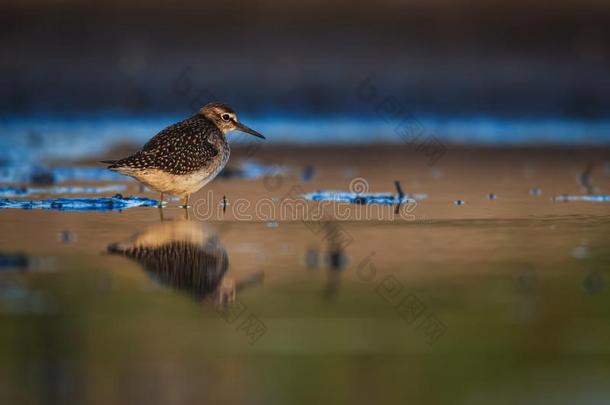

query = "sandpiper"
(103, 102), (265, 207)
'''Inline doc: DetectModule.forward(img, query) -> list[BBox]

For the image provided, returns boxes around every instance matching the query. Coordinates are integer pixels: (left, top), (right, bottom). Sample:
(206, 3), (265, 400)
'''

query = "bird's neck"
(198, 115), (229, 151)
(209, 128), (230, 152)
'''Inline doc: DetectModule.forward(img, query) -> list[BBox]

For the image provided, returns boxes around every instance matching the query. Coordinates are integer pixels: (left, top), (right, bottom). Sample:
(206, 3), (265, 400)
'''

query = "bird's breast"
(210, 140), (230, 179)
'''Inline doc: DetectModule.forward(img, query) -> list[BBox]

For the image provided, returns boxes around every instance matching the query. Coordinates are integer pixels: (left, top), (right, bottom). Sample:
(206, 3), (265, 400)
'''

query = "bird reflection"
(321, 222), (348, 301)
(107, 220), (253, 305)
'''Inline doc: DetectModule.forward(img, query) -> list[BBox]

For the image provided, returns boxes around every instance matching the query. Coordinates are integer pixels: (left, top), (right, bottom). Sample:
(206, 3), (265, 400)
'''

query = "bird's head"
(199, 102), (266, 139)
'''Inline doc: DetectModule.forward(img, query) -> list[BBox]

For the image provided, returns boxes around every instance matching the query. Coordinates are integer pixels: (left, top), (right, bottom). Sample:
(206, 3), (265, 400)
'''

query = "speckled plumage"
(107, 221), (229, 301)
(107, 114), (227, 176)
(103, 102), (265, 206)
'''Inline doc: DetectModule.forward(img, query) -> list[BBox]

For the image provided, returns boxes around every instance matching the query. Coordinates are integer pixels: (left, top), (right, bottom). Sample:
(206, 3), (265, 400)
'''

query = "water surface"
(1, 146), (609, 404)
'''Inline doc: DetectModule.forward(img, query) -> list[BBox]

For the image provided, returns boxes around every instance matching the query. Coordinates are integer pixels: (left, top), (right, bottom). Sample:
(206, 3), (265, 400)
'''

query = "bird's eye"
(221, 114), (231, 121)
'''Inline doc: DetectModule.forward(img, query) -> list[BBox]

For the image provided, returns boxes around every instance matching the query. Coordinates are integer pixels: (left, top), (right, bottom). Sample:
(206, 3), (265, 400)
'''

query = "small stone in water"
(301, 165), (316, 182)
(58, 230), (76, 244)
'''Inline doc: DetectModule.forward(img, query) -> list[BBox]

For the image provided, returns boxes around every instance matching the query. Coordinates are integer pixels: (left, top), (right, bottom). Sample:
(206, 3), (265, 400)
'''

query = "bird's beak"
(234, 121), (266, 139)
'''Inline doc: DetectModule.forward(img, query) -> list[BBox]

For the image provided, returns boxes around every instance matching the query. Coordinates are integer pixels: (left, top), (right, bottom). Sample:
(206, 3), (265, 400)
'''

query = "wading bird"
(103, 102), (265, 207)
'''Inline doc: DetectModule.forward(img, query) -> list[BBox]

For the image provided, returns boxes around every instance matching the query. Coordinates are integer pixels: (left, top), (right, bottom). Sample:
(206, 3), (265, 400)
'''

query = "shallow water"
(1, 147), (610, 404)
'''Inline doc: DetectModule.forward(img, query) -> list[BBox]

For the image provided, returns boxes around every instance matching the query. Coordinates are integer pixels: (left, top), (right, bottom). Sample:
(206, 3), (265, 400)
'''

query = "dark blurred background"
(1, 0), (610, 118)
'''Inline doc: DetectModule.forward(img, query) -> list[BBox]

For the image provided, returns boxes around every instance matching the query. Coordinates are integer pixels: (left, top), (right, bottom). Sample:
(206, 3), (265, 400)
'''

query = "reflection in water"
(515, 265), (539, 323)
(583, 270), (604, 294)
(516, 266), (537, 294)
(107, 220), (230, 302)
(322, 222), (348, 301)
(305, 248), (319, 269)
(0, 252), (54, 275)
(0, 252), (29, 270)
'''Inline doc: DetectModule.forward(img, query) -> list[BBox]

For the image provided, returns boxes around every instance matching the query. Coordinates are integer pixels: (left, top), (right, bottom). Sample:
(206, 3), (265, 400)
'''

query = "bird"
(102, 102), (265, 208)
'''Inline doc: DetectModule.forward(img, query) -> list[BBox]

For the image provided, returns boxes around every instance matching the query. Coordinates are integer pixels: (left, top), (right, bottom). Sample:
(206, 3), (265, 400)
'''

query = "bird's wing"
(107, 116), (220, 173)
(141, 115), (214, 155)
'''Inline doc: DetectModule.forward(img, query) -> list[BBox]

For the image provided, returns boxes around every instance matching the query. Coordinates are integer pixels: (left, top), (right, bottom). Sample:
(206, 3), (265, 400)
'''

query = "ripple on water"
(552, 195), (610, 202)
(303, 191), (425, 205)
(0, 195), (158, 211)
(0, 185), (127, 198)
(0, 166), (127, 184)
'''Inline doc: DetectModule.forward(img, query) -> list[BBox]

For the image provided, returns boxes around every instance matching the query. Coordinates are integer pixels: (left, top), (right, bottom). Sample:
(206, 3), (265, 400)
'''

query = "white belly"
(119, 166), (220, 197)
(115, 141), (230, 197)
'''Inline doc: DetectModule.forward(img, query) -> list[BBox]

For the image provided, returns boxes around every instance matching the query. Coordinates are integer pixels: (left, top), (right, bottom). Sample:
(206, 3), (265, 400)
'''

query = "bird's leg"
(180, 194), (190, 209)
(181, 195), (190, 220)
(157, 193), (166, 221)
